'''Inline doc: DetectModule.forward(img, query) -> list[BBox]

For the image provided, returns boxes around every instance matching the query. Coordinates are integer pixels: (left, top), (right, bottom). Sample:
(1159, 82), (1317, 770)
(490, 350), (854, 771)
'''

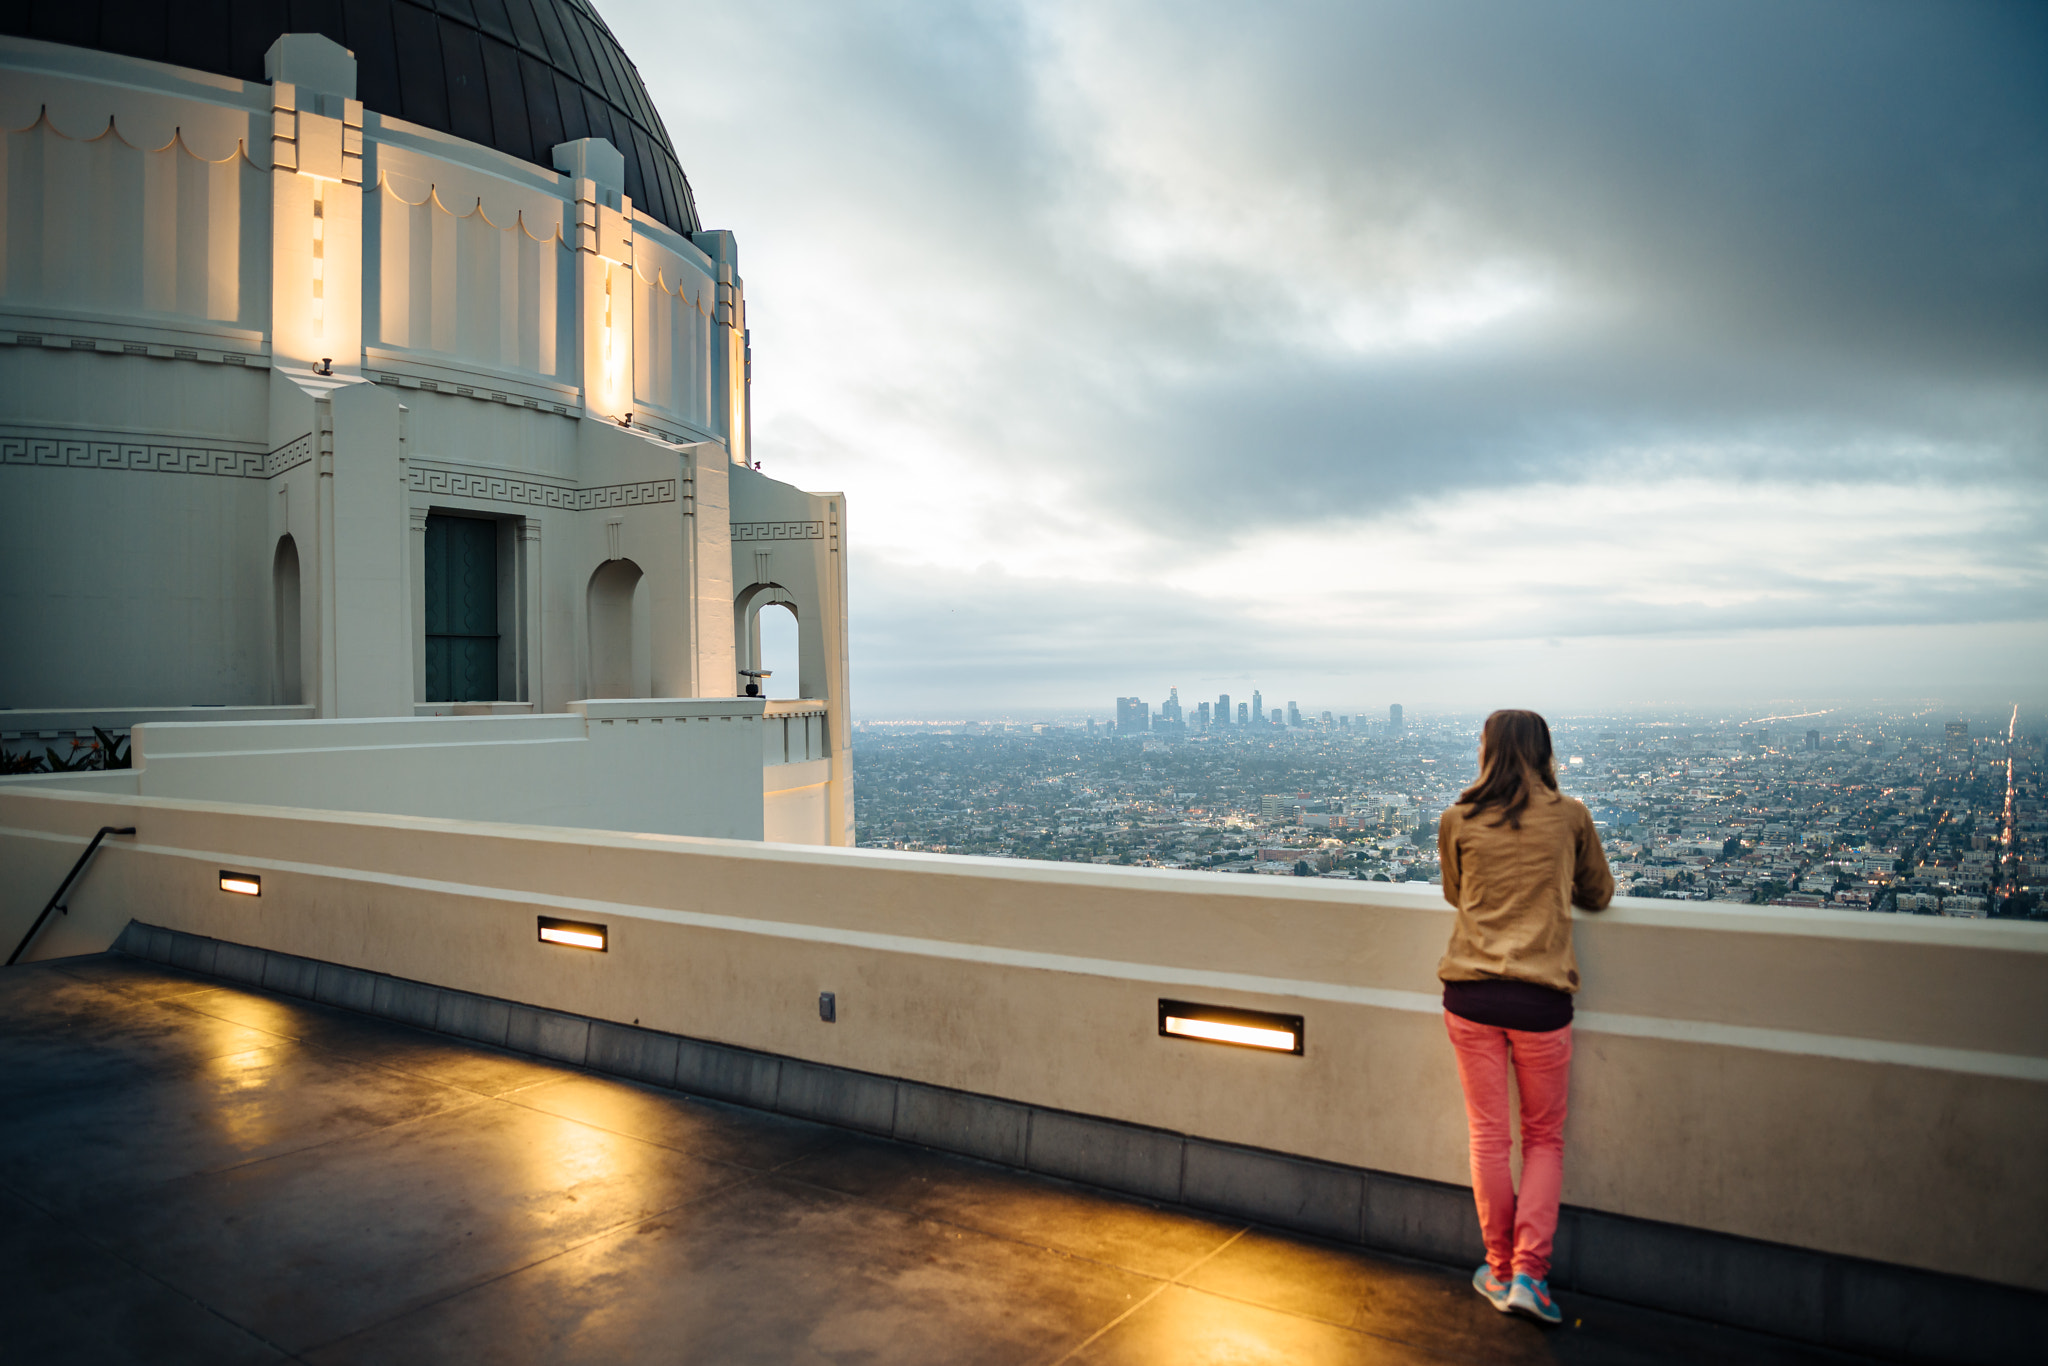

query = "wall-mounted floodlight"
(537, 916), (607, 951)
(219, 871), (262, 896)
(1158, 999), (1303, 1055)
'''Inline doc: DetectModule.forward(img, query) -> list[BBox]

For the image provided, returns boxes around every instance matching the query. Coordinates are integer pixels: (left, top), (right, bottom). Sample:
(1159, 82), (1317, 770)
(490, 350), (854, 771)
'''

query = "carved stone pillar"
(409, 507), (429, 704)
(519, 519), (544, 707)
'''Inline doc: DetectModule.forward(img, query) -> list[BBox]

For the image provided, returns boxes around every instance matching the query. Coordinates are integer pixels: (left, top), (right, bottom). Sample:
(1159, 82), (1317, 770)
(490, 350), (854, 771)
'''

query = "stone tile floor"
(0, 954), (1887, 1365)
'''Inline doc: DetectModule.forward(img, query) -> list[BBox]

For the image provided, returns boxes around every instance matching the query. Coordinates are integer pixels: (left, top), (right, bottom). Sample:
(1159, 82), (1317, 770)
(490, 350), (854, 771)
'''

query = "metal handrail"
(7, 826), (135, 966)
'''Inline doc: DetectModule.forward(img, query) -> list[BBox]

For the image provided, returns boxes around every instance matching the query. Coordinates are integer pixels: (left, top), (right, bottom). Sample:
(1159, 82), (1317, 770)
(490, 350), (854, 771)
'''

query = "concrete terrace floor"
(2, 955), (1887, 1366)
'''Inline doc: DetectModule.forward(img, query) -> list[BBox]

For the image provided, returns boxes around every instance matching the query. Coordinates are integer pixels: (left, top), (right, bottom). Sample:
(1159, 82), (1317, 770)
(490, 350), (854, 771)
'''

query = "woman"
(1437, 709), (1613, 1325)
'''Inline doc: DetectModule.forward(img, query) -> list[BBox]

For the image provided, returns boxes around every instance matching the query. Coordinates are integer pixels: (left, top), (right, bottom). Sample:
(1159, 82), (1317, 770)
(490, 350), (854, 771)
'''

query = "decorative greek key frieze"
(409, 465), (676, 510)
(732, 521), (825, 541)
(579, 479), (677, 509)
(0, 430), (310, 480)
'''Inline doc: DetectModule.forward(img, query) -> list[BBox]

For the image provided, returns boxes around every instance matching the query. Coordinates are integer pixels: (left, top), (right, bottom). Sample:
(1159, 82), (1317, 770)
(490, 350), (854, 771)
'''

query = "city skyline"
(864, 697), (2035, 734)
(854, 692), (2036, 730)
(615, 1), (2048, 715)
(851, 699), (2043, 920)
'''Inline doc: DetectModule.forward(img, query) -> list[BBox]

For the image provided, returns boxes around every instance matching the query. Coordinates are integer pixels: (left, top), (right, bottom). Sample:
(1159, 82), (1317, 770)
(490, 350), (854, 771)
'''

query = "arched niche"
(734, 582), (809, 698)
(754, 602), (799, 699)
(273, 535), (302, 705)
(586, 558), (649, 698)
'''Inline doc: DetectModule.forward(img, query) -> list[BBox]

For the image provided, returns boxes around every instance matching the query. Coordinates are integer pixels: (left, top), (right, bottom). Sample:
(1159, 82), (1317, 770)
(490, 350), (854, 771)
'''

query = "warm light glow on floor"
(1164, 1016), (1296, 1051)
(539, 925), (605, 950)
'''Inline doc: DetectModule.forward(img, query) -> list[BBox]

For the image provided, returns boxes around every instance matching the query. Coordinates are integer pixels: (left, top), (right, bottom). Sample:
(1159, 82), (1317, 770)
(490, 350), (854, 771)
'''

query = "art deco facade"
(0, 5), (851, 844)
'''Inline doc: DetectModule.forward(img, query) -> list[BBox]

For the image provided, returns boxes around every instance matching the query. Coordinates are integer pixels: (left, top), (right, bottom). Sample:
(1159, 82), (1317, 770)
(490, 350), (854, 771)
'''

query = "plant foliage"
(2, 728), (131, 774)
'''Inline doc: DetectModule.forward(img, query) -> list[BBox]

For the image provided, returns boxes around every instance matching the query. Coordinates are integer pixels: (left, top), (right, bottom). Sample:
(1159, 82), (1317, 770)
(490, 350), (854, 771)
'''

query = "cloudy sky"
(613, 1), (2047, 718)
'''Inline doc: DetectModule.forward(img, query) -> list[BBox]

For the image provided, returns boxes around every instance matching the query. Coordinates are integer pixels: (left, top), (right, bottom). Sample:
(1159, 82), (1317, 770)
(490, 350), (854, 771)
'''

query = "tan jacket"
(1437, 787), (1614, 993)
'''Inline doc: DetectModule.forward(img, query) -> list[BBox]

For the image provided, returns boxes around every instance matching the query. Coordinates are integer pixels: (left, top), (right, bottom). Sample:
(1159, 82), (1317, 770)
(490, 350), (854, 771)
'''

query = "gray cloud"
(1033, 1), (2048, 522)
(614, 0), (2048, 711)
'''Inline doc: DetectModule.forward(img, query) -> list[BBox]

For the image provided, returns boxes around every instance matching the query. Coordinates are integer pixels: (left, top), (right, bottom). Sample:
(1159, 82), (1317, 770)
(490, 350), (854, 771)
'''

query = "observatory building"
(0, 3), (851, 843)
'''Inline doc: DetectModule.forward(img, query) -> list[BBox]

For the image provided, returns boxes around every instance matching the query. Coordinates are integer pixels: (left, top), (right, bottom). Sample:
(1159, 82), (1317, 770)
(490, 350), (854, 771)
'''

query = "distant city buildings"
(849, 707), (2043, 920)
(1104, 689), (1396, 733)
(1947, 721), (1970, 761)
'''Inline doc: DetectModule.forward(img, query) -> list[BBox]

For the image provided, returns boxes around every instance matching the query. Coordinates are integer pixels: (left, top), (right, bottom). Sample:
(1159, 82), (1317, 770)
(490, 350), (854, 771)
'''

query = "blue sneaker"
(1508, 1273), (1562, 1325)
(1472, 1263), (1512, 1313)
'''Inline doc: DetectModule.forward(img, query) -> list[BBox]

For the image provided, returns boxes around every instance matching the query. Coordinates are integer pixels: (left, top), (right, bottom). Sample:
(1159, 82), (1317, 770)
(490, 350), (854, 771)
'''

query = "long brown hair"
(1457, 709), (1559, 829)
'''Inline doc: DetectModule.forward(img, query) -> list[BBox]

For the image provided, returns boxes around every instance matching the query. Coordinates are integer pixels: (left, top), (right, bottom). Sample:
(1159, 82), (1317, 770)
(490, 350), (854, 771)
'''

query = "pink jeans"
(1444, 1011), (1573, 1281)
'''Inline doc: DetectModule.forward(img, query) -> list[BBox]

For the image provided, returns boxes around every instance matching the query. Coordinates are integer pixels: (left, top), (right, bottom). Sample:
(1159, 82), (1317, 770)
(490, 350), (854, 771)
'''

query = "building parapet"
(96, 913), (2039, 1365)
(0, 701), (834, 842)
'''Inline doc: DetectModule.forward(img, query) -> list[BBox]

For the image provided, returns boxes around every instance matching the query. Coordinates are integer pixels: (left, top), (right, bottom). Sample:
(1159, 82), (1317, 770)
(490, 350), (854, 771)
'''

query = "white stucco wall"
(0, 34), (852, 844)
(2, 698), (830, 842)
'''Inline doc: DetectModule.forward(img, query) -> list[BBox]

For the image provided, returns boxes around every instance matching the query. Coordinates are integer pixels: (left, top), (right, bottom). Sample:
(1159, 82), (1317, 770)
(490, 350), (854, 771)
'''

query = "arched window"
(735, 584), (804, 698)
(273, 535), (301, 704)
(754, 602), (799, 699)
(587, 559), (647, 698)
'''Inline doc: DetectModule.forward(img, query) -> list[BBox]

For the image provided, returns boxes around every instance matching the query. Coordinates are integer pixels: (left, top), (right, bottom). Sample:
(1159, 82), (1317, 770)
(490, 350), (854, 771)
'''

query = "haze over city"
(611, 0), (2048, 717)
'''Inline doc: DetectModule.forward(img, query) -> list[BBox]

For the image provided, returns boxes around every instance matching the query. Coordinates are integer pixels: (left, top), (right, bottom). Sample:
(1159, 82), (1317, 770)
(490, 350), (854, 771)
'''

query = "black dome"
(0, 0), (701, 238)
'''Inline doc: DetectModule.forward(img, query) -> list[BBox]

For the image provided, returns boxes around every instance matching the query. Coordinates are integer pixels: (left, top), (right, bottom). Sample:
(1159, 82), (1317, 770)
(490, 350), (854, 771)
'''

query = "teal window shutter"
(423, 515), (500, 702)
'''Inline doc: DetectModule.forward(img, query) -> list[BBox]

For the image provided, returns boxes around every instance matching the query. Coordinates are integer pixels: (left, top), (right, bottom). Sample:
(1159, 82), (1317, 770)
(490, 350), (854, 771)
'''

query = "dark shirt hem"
(1442, 978), (1573, 1032)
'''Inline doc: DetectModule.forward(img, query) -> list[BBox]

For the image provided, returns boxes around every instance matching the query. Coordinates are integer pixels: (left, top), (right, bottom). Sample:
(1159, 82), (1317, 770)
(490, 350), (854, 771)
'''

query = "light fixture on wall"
(537, 916), (607, 951)
(740, 667), (770, 698)
(219, 871), (262, 896)
(1158, 999), (1303, 1055)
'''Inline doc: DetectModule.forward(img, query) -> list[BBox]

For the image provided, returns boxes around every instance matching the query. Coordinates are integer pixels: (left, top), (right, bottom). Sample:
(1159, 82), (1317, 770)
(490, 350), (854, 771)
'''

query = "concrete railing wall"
(3, 786), (2043, 1311)
(1, 706), (322, 733)
(0, 706), (321, 766)
(0, 700), (830, 843)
